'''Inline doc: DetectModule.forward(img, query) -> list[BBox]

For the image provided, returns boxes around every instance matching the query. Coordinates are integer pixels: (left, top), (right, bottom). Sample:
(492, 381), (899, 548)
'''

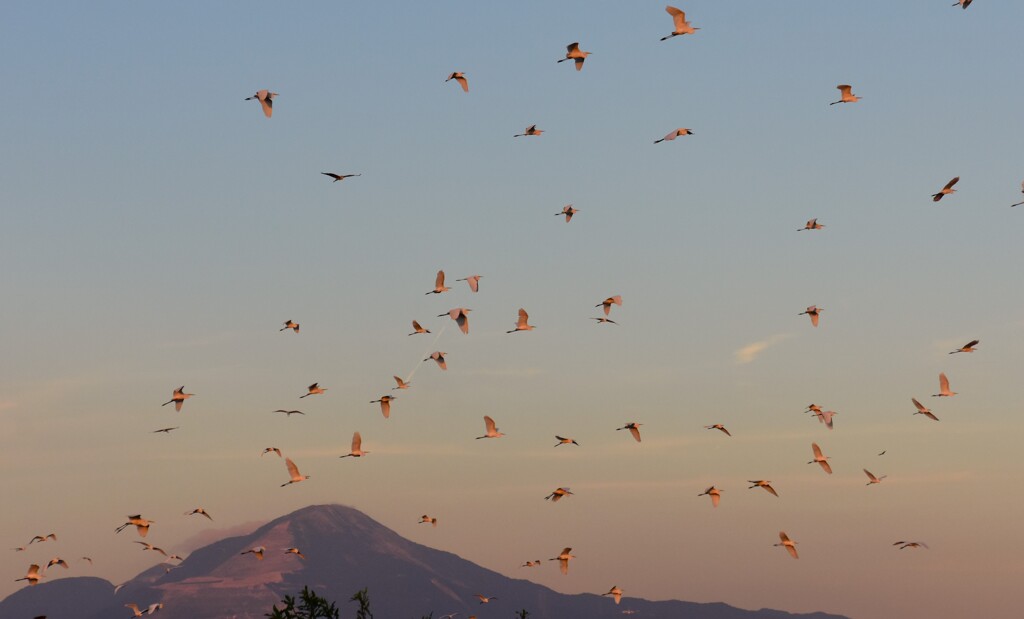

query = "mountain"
(0, 504), (849, 619)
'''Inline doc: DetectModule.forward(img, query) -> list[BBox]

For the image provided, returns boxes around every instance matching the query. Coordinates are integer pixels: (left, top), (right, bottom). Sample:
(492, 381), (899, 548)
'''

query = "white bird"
(280, 320), (300, 333)
(474, 594), (497, 604)
(545, 487), (574, 502)
(125, 603), (163, 617)
(603, 585), (624, 604)
(28, 533), (57, 545)
(284, 547), (305, 559)
(748, 480), (779, 497)
(558, 42), (591, 71)
(549, 547), (576, 574)
(521, 560), (543, 567)
(1012, 181), (1024, 207)
(912, 397), (939, 421)
(281, 458), (310, 487)
(506, 308), (535, 333)
(808, 442), (832, 474)
(798, 305), (822, 327)
(15, 564), (42, 586)
(932, 176), (960, 202)
(798, 218), (825, 231)
(134, 542), (168, 557)
(425, 351), (448, 370)
(456, 275), (482, 293)
(554, 435), (579, 447)
(830, 84), (861, 105)
(953, 0), (972, 9)
(240, 546), (265, 560)
(445, 72), (469, 92)
(262, 447), (282, 458)
(419, 515), (438, 527)
(933, 372), (957, 397)
(409, 320), (431, 336)
(556, 205), (579, 222)
(949, 339), (979, 354)
(775, 531), (799, 559)
(426, 270), (451, 294)
(116, 516), (155, 537)
(476, 415), (505, 439)
(300, 382), (327, 398)
(321, 172), (361, 183)
(653, 128), (693, 143)
(705, 424), (731, 437)
(863, 469), (887, 485)
(273, 409), (305, 416)
(370, 395), (396, 419)
(439, 308), (472, 335)
(617, 422), (642, 442)
(698, 486), (722, 508)
(339, 432), (369, 458)
(597, 295), (623, 316)
(45, 557), (69, 570)
(161, 386), (194, 412)
(812, 410), (838, 430)
(393, 376), (411, 390)
(245, 90), (278, 118)
(661, 6), (699, 40)
(514, 124), (544, 137)
(185, 508), (213, 521)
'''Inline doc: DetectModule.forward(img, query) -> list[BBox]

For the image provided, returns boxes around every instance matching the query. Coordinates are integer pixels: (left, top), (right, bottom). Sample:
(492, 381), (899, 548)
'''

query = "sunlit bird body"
(705, 424), (731, 437)
(420, 515), (438, 527)
(949, 339), (979, 354)
(603, 585), (624, 604)
(340, 432), (369, 458)
(456, 275), (482, 292)
(514, 124), (544, 137)
(241, 546), (265, 560)
(554, 435), (579, 447)
(597, 295), (623, 316)
(475, 594), (497, 604)
(617, 422), (642, 442)
(863, 469), (887, 485)
(245, 90), (277, 118)
(830, 84), (861, 105)
(521, 560), (542, 567)
(445, 72), (469, 92)
(476, 415), (505, 439)
(558, 42), (591, 71)
(425, 351), (448, 370)
(556, 205), (579, 222)
(185, 508), (213, 521)
(426, 270), (451, 294)
(799, 305), (822, 327)
(932, 176), (959, 202)
(775, 532), (799, 559)
(545, 487), (574, 502)
(370, 395), (396, 419)
(281, 458), (310, 487)
(812, 410), (838, 430)
(953, 0), (972, 9)
(808, 442), (832, 474)
(698, 486), (722, 508)
(912, 397), (939, 421)
(507, 308), (535, 333)
(116, 516), (155, 538)
(933, 372), (957, 397)
(162, 386), (194, 412)
(549, 547), (576, 574)
(280, 320), (300, 333)
(748, 480), (779, 497)
(390, 376), (411, 391)
(662, 6), (699, 40)
(300, 383), (327, 398)
(15, 564), (42, 586)
(409, 320), (431, 336)
(798, 218), (824, 231)
(439, 308), (472, 335)
(653, 128), (693, 143)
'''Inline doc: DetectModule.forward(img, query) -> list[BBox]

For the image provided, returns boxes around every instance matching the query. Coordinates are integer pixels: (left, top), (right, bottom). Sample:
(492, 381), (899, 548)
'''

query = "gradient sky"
(2, 2), (1023, 618)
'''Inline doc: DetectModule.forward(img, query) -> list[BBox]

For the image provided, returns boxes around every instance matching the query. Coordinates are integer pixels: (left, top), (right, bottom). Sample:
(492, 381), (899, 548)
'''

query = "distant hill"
(0, 504), (849, 619)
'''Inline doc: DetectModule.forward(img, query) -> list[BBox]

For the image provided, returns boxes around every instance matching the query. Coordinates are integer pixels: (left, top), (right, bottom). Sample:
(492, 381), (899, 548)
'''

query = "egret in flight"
(285, 547), (306, 559)
(912, 398), (939, 421)
(476, 415), (505, 439)
(281, 458), (310, 487)
(603, 585), (624, 604)
(420, 515), (438, 527)
(116, 516), (155, 538)
(262, 447), (282, 458)
(799, 305), (822, 327)
(426, 270), (451, 294)
(798, 218), (824, 231)
(558, 42), (591, 71)
(245, 90), (277, 118)
(933, 372), (957, 397)
(506, 308), (535, 333)
(409, 320), (431, 336)
(808, 443), (832, 474)
(321, 173), (360, 183)
(280, 320), (300, 333)
(932, 177), (959, 202)
(241, 546), (265, 560)
(456, 275), (482, 292)
(597, 295), (623, 316)
(340, 432), (369, 458)
(162, 386), (194, 412)
(830, 84), (861, 105)
(185, 508), (213, 520)
(556, 205), (579, 222)
(549, 547), (576, 574)
(300, 383), (327, 398)
(775, 532), (799, 559)
(15, 564), (41, 586)
(370, 395), (395, 419)
(617, 422), (642, 442)
(514, 124), (544, 137)
(1012, 181), (1024, 207)
(393, 376), (411, 390)
(705, 424), (731, 437)
(653, 128), (693, 144)
(425, 351), (448, 370)
(554, 435), (579, 447)
(863, 469), (887, 485)
(439, 308), (472, 335)
(949, 339), (979, 354)
(545, 487), (574, 502)
(661, 6), (699, 40)
(748, 480), (779, 497)
(445, 72), (469, 92)
(698, 486), (722, 508)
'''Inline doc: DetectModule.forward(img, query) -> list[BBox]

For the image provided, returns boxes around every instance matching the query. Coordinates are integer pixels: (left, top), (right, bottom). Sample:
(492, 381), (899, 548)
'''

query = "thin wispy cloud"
(734, 333), (792, 365)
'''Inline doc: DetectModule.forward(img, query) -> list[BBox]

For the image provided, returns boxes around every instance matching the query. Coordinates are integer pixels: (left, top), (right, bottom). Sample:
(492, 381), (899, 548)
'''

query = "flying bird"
(425, 351), (448, 370)
(281, 458), (310, 487)
(556, 205), (579, 222)
(549, 547), (576, 574)
(953, 0), (972, 8)
(116, 516), (154, 537)
(775, 532), (799, 559)
(705, 424), (731, 437)
(185, 508), (213, 520)
(617, 422), (643, 442)
(798, 218), (824, 231)
(521, 560), (543, 567)
(134, 542), (168, 557)
(45, 557), (69, 570)
(949, 339), (979, 354)
(456, 275), (482, 292)
(15, 564), (42, 586)
(245, 90), (277, 118)
(894, 541), (929, 549)
(445, 72), (469, 92)
(280, 320), (300, 333)
(597, 295), (623, 316)
(698, 486), (722, 508)
(476, 415), (505, 439)
(419, 515), (438, 527)
(340, 432), (369, 458)
(300, 383), (327, 398)
(284, 547), (306, 559)
(474, 594), (497, 604)
(799, 305), (822, 327)
(439, 308), (472, 334)
(912, 398), (939, 421)
(932, 177), (959, 202)
(811, 409), (838, 430)
(808, 442), (833, 474)
(590, 317), (618, 325)
(748, 480), (779, 497)
(830, 84), (861, 105)
(240, 546), (265, 560)
(393, 376), (411, 390)
(152, 427), (179, 434)
(426, 270), (451, 294)
(81, 557), (92, 564)
(321, 172), (361, 183)
(933, 372), (957, 397)
(558, 42), (591, 71)
(864, 469), (887, 485)
(653, 128), (693, 143)
(545, 487), (574, 502)
(514, 124), (544, 137)
(409, 320), (431, 336)
(554, 435), (579, 447)
(262, 447), (282, 458)
(603, 585), (624, 604)
(370, 395), (396, 419)
(1012, 181), (1024, 207)
(162, 386), (194, 412)
(507, 308), (535, 333)
(273, 409), (305, 416)
(28, 534), (56, 545)
(661, 6), (699, 40)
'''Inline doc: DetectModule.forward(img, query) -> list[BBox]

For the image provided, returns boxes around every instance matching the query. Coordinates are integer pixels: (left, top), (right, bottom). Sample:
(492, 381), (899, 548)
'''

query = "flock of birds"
(9, 3), (1014, 618)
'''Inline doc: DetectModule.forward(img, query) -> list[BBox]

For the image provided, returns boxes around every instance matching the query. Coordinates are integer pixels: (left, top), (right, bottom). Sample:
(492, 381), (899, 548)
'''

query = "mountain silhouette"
(0, 504), (849, 619)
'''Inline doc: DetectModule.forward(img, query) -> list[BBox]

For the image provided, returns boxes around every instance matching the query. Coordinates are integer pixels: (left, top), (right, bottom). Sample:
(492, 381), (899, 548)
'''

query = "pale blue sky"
(2, 2), (1023, 618)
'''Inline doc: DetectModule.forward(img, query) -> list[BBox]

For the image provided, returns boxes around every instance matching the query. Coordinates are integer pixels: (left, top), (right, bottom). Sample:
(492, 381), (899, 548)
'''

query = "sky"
(2, 2), (1023, 617)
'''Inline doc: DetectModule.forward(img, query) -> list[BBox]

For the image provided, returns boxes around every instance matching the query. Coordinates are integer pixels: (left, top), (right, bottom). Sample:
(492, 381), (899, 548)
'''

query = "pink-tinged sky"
(2, 2), (1023, 618)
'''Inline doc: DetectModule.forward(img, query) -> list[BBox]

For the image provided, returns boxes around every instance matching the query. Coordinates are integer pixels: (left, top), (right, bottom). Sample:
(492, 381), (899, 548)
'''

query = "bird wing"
(393, 376), (405, 387)
(965, 339), (979, 348)
(944, 176), (960, 190)
(259, 97), (273, 118)
(566, 42), (580, 53)
(526, 124), (537, 133)
(666, 5), (684, 17)
(456, 312), (469, 334)
(467, 276), (479, 292)
(819, 460), (833, 474)
(786, 544), (799, 559)
(484, 415), (497, 433)
(939, 372), (950, 392)
(864, 469), (877, 481)
(174, 401), (183, 412)
(811, 442), (824, 458)
(711, 492), (720, 508)
(308, 383), (319, 391)
(352, 432), (362, 451)
(456, 75), (469, 92)
(764, 484), (779, 497)
(285, 458), (301, 479)
(517, 308), (529, 327)
(911, 398), (927, 412)
(810, 312), (820, 327)
(381, 400), (390, 419)
(779, 531), (791, 543)
(435, 270), (445, 288)
(629, 425), (642, 442)
(837, 84), (852, 96)
(575, 57), (585, 71)
(322, 173), (341, 180)
(27, 564), (40, 577)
